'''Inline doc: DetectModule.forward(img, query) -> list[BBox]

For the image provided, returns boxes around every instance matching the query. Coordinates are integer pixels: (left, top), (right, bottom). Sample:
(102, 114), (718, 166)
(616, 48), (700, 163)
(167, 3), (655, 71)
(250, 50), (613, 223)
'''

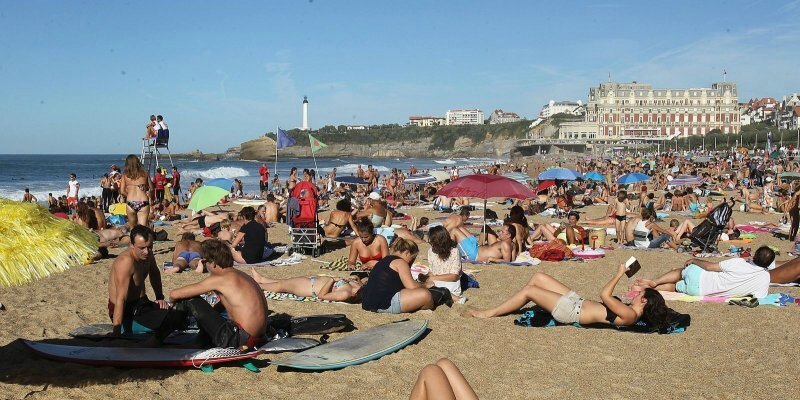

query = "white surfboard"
(272, 319), (428, 371)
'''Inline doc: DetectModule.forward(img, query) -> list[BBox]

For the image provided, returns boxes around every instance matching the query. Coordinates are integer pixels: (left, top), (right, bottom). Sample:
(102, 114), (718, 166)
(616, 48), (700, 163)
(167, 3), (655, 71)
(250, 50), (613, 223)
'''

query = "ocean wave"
(435, 159), (456, 165)
(318, 163), (390, 174)
(181, 167), (250, 180)
(0, 185), (104, 204)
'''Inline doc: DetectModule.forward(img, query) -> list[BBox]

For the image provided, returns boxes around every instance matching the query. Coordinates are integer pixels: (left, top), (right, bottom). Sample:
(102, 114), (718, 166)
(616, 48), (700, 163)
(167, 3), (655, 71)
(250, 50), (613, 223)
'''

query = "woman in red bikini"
(347, 217), (389, 270)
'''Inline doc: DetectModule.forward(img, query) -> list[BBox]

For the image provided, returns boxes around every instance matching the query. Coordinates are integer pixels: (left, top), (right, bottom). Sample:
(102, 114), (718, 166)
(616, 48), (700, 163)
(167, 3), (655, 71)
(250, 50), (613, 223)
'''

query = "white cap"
(368, 192), (381, 200)
(765, 177), (773, 182)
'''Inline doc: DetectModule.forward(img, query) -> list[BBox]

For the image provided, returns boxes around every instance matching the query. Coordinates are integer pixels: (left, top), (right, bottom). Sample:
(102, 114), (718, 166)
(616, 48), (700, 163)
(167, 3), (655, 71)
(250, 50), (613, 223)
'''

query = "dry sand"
(1, 201), (799, 400)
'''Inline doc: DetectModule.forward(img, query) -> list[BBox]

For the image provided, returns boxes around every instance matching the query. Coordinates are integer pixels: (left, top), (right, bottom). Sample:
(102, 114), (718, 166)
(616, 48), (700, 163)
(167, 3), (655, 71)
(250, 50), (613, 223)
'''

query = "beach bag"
(154, 229), (168, 241)
(269, 314), (354, 336)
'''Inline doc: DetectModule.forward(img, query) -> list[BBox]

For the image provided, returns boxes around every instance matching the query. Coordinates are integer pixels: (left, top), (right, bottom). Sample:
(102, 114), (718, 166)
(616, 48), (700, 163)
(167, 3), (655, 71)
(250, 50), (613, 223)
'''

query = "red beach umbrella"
(437, 174), (537, 244)
(535, 180), (556, 193)
(437, 174), (537, 200)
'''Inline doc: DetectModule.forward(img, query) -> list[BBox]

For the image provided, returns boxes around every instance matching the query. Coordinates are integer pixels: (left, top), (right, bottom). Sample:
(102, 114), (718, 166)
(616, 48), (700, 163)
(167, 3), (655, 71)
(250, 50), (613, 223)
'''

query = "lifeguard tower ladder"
(140, 128), (174, 177)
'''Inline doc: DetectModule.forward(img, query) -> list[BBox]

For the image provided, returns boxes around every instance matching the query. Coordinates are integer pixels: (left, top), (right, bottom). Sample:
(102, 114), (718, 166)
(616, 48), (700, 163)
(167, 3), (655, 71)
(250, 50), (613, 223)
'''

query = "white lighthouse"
(302, 96), (309, 131)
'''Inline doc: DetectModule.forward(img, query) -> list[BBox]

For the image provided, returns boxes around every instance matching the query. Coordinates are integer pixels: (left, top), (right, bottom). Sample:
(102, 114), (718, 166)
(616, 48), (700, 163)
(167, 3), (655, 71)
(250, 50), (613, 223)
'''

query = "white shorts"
(551, 291), (584, 324)
(433, 279), (462, 297)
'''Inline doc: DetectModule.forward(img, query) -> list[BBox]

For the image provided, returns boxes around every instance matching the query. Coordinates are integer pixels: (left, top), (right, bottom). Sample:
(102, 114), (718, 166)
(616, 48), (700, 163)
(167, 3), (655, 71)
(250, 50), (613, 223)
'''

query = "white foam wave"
(318, 163), (390, 174)
(435, 159), (456, 165)
(181, 167), (250, 180)
(0, 185), (104, 204)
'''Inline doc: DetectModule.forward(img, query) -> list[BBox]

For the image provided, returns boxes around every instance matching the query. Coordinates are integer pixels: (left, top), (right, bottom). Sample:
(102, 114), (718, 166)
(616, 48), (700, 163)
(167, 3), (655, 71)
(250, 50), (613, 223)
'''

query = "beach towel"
(319, 256), (365, 271)
(615, 245), (671, 252)
(513, 307), (690, 334)
(625, 290), (798, 307)
(263, 291), (347, 304)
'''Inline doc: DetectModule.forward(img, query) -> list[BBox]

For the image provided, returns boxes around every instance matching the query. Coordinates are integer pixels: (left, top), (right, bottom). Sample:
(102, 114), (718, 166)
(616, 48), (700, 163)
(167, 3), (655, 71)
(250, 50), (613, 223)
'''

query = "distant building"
(540, 100), (584, 118)
(586, 81), (740, 138)
(346, 125), (367, 131)
(740, 98), (778, 125)
(559, 121), (599, 140)
(488, 109), (521, 124)
(445, 109), (484, 126)
(408, 116), (445, 127)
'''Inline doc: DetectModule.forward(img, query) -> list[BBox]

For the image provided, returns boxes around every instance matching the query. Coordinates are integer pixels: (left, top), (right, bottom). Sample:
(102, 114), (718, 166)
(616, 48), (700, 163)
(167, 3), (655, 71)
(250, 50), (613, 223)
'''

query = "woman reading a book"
(468, 265), (674, 329)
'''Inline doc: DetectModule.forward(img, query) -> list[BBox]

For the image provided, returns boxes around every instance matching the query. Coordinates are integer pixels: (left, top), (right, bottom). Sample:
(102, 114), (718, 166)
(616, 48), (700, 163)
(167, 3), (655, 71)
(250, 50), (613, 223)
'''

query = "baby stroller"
(289, 181), (322, 257)
(677, 201), (732, 254)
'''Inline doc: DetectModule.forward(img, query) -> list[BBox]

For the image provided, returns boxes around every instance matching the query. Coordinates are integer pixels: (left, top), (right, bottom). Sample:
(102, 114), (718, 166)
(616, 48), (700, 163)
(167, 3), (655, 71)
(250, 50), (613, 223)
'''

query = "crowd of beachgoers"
(9, 145), (800, 398)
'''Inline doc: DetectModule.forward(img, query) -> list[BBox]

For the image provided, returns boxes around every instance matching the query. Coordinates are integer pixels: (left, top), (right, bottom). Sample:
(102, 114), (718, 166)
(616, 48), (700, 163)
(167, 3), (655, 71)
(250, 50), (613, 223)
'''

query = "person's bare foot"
(634, 278), (657, 288)
(465, 307), (490, 318)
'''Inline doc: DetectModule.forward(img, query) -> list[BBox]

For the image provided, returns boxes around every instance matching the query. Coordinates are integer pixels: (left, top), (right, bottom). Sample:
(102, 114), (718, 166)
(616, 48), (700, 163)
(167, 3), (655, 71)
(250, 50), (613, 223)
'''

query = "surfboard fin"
(200, 365), (214, 373)
(241, 361), (260, 373)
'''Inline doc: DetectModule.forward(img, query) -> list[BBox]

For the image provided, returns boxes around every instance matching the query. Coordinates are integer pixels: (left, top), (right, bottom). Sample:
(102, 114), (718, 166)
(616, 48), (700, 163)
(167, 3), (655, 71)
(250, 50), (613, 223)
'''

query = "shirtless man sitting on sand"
(450, 223), (517, 263)
(262, 194), (280, 223)
(162, 239), (269, 349)
(165, 232), (203, 274)
(108, 225), (183, 338)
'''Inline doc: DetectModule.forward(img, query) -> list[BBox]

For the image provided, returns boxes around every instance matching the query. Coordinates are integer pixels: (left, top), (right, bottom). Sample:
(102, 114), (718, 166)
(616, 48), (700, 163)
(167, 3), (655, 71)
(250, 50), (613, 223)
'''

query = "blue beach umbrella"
(584, 171), (605, 182)
(405, 174), (437, 185)
(205, 178), (235, 191)
(617, 173), (650, 185)
(537, 168), (582, 181)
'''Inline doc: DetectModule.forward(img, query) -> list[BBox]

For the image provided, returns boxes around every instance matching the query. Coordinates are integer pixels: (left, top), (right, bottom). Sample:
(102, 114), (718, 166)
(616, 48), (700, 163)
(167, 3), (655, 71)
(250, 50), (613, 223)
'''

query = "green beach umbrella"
(188, 186), (230, 212)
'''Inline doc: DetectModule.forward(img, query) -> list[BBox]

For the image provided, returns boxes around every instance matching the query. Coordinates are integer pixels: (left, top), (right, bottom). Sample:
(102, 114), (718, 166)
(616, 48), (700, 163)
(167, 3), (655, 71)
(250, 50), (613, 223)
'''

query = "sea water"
(0, 154), (504, 203)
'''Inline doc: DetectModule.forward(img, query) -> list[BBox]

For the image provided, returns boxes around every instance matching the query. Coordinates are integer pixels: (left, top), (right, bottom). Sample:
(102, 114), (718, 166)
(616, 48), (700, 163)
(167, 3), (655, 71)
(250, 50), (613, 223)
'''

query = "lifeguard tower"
(140, 124), (174, 176)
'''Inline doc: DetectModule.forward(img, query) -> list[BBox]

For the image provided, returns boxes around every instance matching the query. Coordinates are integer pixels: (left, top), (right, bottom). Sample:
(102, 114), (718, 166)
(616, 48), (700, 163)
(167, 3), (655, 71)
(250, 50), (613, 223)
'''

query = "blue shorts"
(376, 292), (402, 314)
(457, 236), (479, 261)
(177, 251), (201, 263)
(676, 264), (703, 296)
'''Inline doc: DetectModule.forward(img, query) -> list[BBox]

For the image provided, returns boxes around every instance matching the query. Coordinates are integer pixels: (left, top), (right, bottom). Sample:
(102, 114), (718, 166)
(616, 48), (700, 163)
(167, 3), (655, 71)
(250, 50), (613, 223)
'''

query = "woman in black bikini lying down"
(469, 266), (674, 329)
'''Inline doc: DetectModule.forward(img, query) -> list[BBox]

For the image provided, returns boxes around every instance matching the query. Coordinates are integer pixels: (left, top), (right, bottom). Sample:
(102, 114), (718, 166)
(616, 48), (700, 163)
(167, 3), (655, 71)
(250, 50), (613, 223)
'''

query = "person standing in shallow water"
(22, 188), (37, 203)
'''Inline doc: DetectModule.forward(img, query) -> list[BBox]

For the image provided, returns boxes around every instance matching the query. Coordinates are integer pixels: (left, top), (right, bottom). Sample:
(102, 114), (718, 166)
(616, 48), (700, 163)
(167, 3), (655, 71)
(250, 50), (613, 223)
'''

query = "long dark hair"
(641, 288), (677, 329)
(428, 225), (455, 261)
(507, 205), (529, 228)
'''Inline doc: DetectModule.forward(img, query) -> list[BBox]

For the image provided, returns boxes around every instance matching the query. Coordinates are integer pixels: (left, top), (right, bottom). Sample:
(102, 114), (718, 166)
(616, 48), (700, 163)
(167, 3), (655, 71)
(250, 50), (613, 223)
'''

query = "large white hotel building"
(563, 81), (740, 140)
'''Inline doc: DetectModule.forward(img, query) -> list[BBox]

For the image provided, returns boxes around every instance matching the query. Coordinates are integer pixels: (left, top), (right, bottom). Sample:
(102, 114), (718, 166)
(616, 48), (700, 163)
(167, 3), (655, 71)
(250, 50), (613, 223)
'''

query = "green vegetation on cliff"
(266, 120), (531, 151)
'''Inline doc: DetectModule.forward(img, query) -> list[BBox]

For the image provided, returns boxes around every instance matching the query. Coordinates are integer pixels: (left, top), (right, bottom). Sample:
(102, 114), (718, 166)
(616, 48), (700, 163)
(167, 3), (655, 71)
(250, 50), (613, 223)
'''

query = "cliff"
(238, 133), (518, 160)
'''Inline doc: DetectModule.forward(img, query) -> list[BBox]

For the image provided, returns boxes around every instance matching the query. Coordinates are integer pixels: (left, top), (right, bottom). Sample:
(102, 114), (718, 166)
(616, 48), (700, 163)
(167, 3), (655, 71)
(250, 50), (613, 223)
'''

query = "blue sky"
(1, 0), (799, 154)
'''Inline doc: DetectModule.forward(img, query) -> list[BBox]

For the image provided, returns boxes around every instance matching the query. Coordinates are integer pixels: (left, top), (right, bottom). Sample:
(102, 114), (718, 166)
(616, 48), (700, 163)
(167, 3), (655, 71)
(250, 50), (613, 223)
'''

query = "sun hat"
(368, 192), (381, 200)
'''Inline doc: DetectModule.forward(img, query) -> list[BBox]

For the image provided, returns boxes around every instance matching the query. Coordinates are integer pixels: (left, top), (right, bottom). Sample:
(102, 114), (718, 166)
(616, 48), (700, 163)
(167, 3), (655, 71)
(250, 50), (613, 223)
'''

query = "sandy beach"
(1, 201), (799, 400)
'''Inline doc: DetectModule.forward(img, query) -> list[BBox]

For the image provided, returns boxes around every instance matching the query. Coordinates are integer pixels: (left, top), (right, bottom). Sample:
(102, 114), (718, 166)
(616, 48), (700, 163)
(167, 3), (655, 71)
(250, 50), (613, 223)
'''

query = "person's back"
(239, 219), (266, 263)
(210, 263), (268, 338)
(264, 200), (279, 223)
(702, 257), (770, 298)
(361, 255), (404, 311)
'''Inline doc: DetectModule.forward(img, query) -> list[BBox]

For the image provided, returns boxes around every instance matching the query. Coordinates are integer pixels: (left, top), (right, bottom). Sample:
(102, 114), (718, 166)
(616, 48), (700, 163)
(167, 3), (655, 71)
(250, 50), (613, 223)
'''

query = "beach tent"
(0, 200), (98, 287)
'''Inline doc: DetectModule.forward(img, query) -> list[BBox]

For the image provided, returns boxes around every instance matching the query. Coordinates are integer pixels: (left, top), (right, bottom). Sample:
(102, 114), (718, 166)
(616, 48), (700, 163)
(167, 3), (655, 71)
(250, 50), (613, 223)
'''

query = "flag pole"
(309, 134), (319, 171)
(274, 126), (279, 188)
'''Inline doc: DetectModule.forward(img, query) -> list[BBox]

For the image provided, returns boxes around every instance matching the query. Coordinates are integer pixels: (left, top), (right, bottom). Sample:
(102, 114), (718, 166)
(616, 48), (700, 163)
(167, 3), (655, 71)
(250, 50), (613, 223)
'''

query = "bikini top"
(602, 303), (619, 325)
(359, 251), (383, 264)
